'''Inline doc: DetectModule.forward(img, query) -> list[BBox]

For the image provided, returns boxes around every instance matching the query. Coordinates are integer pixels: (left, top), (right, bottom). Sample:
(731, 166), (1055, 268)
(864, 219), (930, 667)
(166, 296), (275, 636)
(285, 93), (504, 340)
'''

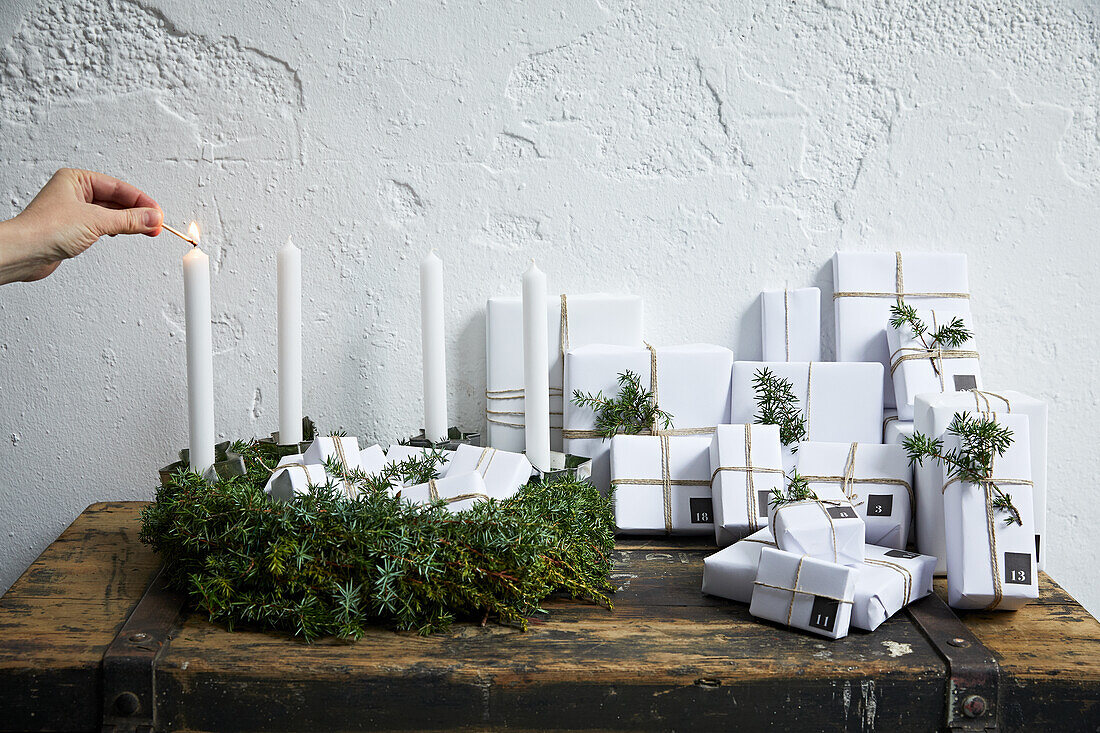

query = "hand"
(0, 168), (163, 284)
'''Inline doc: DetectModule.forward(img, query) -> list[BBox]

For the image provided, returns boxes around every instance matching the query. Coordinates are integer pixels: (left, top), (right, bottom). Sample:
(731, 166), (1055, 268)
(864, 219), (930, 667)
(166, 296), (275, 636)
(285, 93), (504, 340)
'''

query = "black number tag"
(808, 596), (839, 632)
(1035, 535), (1041, 565)
(689, 497), (713, 524)
(885, 549), (920, 559)
(1004, 552), (1033, 585)
(758, 490), (773, 518)
(826, 505), (858, 520)
(867, 495), (893, 516)
(953, 374), (978, 391)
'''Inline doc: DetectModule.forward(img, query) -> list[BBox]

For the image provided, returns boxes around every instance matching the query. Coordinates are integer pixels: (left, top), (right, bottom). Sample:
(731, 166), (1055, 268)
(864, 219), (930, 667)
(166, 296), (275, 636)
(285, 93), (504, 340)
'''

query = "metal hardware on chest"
(908, 593), (1001, 731)
(100, 566), (187, 733)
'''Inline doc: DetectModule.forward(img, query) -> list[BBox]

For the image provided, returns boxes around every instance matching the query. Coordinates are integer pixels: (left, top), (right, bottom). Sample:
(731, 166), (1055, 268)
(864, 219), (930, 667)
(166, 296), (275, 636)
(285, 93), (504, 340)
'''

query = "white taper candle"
(522, 260), (550, 471)
(420, 250), (448, 443)
(182, 229), (215, 474)
(277, 236), (303, 445)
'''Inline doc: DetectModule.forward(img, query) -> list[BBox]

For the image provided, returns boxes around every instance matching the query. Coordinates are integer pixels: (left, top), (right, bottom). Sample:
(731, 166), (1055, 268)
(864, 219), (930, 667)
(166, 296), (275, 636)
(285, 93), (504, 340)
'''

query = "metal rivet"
(128, 632), (149, 642)
(947, 637), (969, 647)
(962, 694), (987, 718)
(694, 678), (721, 688)
(114, 691), (141, 716)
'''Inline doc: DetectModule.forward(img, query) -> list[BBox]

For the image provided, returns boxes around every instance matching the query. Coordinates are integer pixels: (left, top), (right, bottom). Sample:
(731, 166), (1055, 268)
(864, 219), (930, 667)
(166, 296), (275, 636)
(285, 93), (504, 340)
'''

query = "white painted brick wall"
(0, 0), (1097, 614)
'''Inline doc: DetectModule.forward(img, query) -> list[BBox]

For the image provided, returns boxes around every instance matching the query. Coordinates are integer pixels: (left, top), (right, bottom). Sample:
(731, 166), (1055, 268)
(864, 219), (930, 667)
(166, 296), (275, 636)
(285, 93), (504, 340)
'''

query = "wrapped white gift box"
(886, 307), (981, 420)
(710, 424), (785, 546)
(881, 409), (914, 445)
(795, 441), (913, 550)
(913, 389), (1047, 572)
(397, 471), (492, 513)
(730, 361), (884, 467)
(761, 287), (821, 362)
(833, 251), (970, 408)
(701, 527), (776, 603)
(610, 434), (714, 535)
(486, 293), (643, 453)
(770, 486), (865, 567)
(564, 344), (733, 491)
(264, 460), (328, 502)
(941, 413), (1038, 610)
(750, 547), (856, 640)
(303, 436), (363, 473)
(359, 444), (387, 476)
(443, 444), (533, 499)
(851, 546), (936, 631)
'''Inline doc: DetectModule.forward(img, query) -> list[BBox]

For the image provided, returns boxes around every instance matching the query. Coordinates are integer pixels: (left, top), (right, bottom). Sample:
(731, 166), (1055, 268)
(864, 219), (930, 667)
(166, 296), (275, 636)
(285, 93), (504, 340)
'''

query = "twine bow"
(833, 251), (971, 301)
(942, 451), (1033, 610)
(753, 555), (854, 627)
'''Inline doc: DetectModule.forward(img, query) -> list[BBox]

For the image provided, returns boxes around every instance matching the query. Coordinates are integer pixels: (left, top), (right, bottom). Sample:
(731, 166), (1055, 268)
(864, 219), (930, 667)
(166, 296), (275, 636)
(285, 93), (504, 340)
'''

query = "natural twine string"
(427, 478), (490, 505)
(864, 557), (914, 605)
(752, 555), (854, 627)
(832, 251), (971, 301)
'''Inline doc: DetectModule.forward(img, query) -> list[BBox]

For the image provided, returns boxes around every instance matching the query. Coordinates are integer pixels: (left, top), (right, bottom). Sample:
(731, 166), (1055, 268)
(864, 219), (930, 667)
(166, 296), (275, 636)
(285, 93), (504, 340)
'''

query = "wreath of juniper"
(904, 411), (1022, 525)
(571, 369), (672, 439)
(888, 301), (973, 377)
(140, 435), (615, 641)
(752, 367), (807, 448)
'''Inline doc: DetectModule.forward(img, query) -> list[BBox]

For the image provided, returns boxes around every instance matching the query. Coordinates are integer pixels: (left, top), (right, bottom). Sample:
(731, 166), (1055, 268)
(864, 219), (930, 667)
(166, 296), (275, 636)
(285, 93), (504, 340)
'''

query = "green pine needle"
(769, 471), (817, 509)
(140, 436), (616, 641)
(752, 367), (807, 448)
(903, 412), (1021, 525)
(889, 300), (973, 376)
(571, 369), (672, 439)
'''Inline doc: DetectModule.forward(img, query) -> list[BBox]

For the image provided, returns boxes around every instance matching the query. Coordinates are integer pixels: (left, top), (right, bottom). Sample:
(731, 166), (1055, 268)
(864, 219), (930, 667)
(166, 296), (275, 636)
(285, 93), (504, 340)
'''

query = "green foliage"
(571, 369), (672, 439)
(769, 471), (817, 509)
(140, 438), (616, 641)
(889, 301), (973, 376)
(752, 367), (807, 448)
(904, 412), (1021, 525)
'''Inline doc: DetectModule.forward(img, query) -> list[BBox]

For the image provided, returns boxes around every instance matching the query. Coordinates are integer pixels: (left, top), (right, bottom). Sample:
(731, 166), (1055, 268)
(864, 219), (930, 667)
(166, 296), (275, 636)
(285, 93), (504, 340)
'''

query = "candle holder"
(403, 426), (481, 450)
(255, 416), (318, 458)
(531, 451), (594, 485)
(158, 440), (247, 486)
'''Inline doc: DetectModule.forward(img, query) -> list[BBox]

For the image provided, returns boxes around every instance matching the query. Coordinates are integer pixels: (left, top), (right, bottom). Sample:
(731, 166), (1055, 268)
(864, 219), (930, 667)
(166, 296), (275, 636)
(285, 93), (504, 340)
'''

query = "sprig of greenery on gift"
(140, 437), (615, 641)
(769, 471), (817, 509)
(752, 367), (807, 448)
(571, 369), (672, 439)
(904, 411), (1022, 525)
(889, 301), (973, 377)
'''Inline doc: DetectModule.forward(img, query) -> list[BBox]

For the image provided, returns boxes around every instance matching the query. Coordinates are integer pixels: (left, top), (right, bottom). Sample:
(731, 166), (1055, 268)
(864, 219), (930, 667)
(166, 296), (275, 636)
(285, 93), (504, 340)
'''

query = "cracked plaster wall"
(0, 0), (1098, 614)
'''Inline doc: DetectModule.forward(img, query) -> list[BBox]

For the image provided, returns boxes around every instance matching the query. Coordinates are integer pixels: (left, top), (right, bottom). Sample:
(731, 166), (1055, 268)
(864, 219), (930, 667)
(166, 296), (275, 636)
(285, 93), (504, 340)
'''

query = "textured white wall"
(0, 0), (1097, 614)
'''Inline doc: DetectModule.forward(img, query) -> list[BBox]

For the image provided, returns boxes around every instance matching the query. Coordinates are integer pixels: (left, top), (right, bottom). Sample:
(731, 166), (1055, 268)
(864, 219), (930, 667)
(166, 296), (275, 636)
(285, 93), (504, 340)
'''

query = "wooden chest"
(2, 502), (1098, 731)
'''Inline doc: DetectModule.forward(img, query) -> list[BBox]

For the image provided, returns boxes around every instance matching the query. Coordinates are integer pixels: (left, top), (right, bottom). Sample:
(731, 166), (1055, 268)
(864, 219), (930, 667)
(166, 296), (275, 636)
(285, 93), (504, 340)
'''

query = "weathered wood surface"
(1, 502), (1098, 732)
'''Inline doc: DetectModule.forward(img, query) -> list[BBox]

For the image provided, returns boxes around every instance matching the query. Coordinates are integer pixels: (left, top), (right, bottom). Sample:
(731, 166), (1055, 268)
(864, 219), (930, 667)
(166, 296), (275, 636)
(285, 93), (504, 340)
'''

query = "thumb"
(95, 206), (163, 237)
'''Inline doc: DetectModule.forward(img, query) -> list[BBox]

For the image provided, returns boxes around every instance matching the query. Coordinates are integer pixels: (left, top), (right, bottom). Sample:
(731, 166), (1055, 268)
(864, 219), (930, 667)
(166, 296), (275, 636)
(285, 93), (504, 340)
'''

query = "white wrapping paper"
(851, 546), (936, 631)
(761, 287), (821, 362)
(264, 459), (328, 502)
(710, 424), (785, 546)
(881, 409), (914, 445)
(886, 307), (981, 420)
(770, 485), (865, 567)
(485, 293), (643, 453)
(941, 413), (1038, 610)
(610, 434), (714, 535)
(701, 527), (776, 603)
(730, 361), (884, 455)
(564, 344), (733, 491)
(795, 441), (913, 550)
(833, 251), (970, 408)
(913, 389), (1047, 572)
(359, 444), (387, 476)
(397, 471), (492, 512)
(750, 547), (856, 640)
(443, 444), (533, 498)
(303, 436), (363, 473)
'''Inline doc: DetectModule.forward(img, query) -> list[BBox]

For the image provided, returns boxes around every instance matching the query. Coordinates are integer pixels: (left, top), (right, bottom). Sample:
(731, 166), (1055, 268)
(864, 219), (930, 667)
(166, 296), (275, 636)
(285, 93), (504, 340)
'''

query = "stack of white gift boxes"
(485, 251), (1046, 639)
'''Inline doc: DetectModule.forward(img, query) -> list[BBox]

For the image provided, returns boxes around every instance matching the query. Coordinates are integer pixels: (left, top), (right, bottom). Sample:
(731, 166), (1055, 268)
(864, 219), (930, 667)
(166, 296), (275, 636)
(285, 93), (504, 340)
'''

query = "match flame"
(188, 221), (201, 244)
